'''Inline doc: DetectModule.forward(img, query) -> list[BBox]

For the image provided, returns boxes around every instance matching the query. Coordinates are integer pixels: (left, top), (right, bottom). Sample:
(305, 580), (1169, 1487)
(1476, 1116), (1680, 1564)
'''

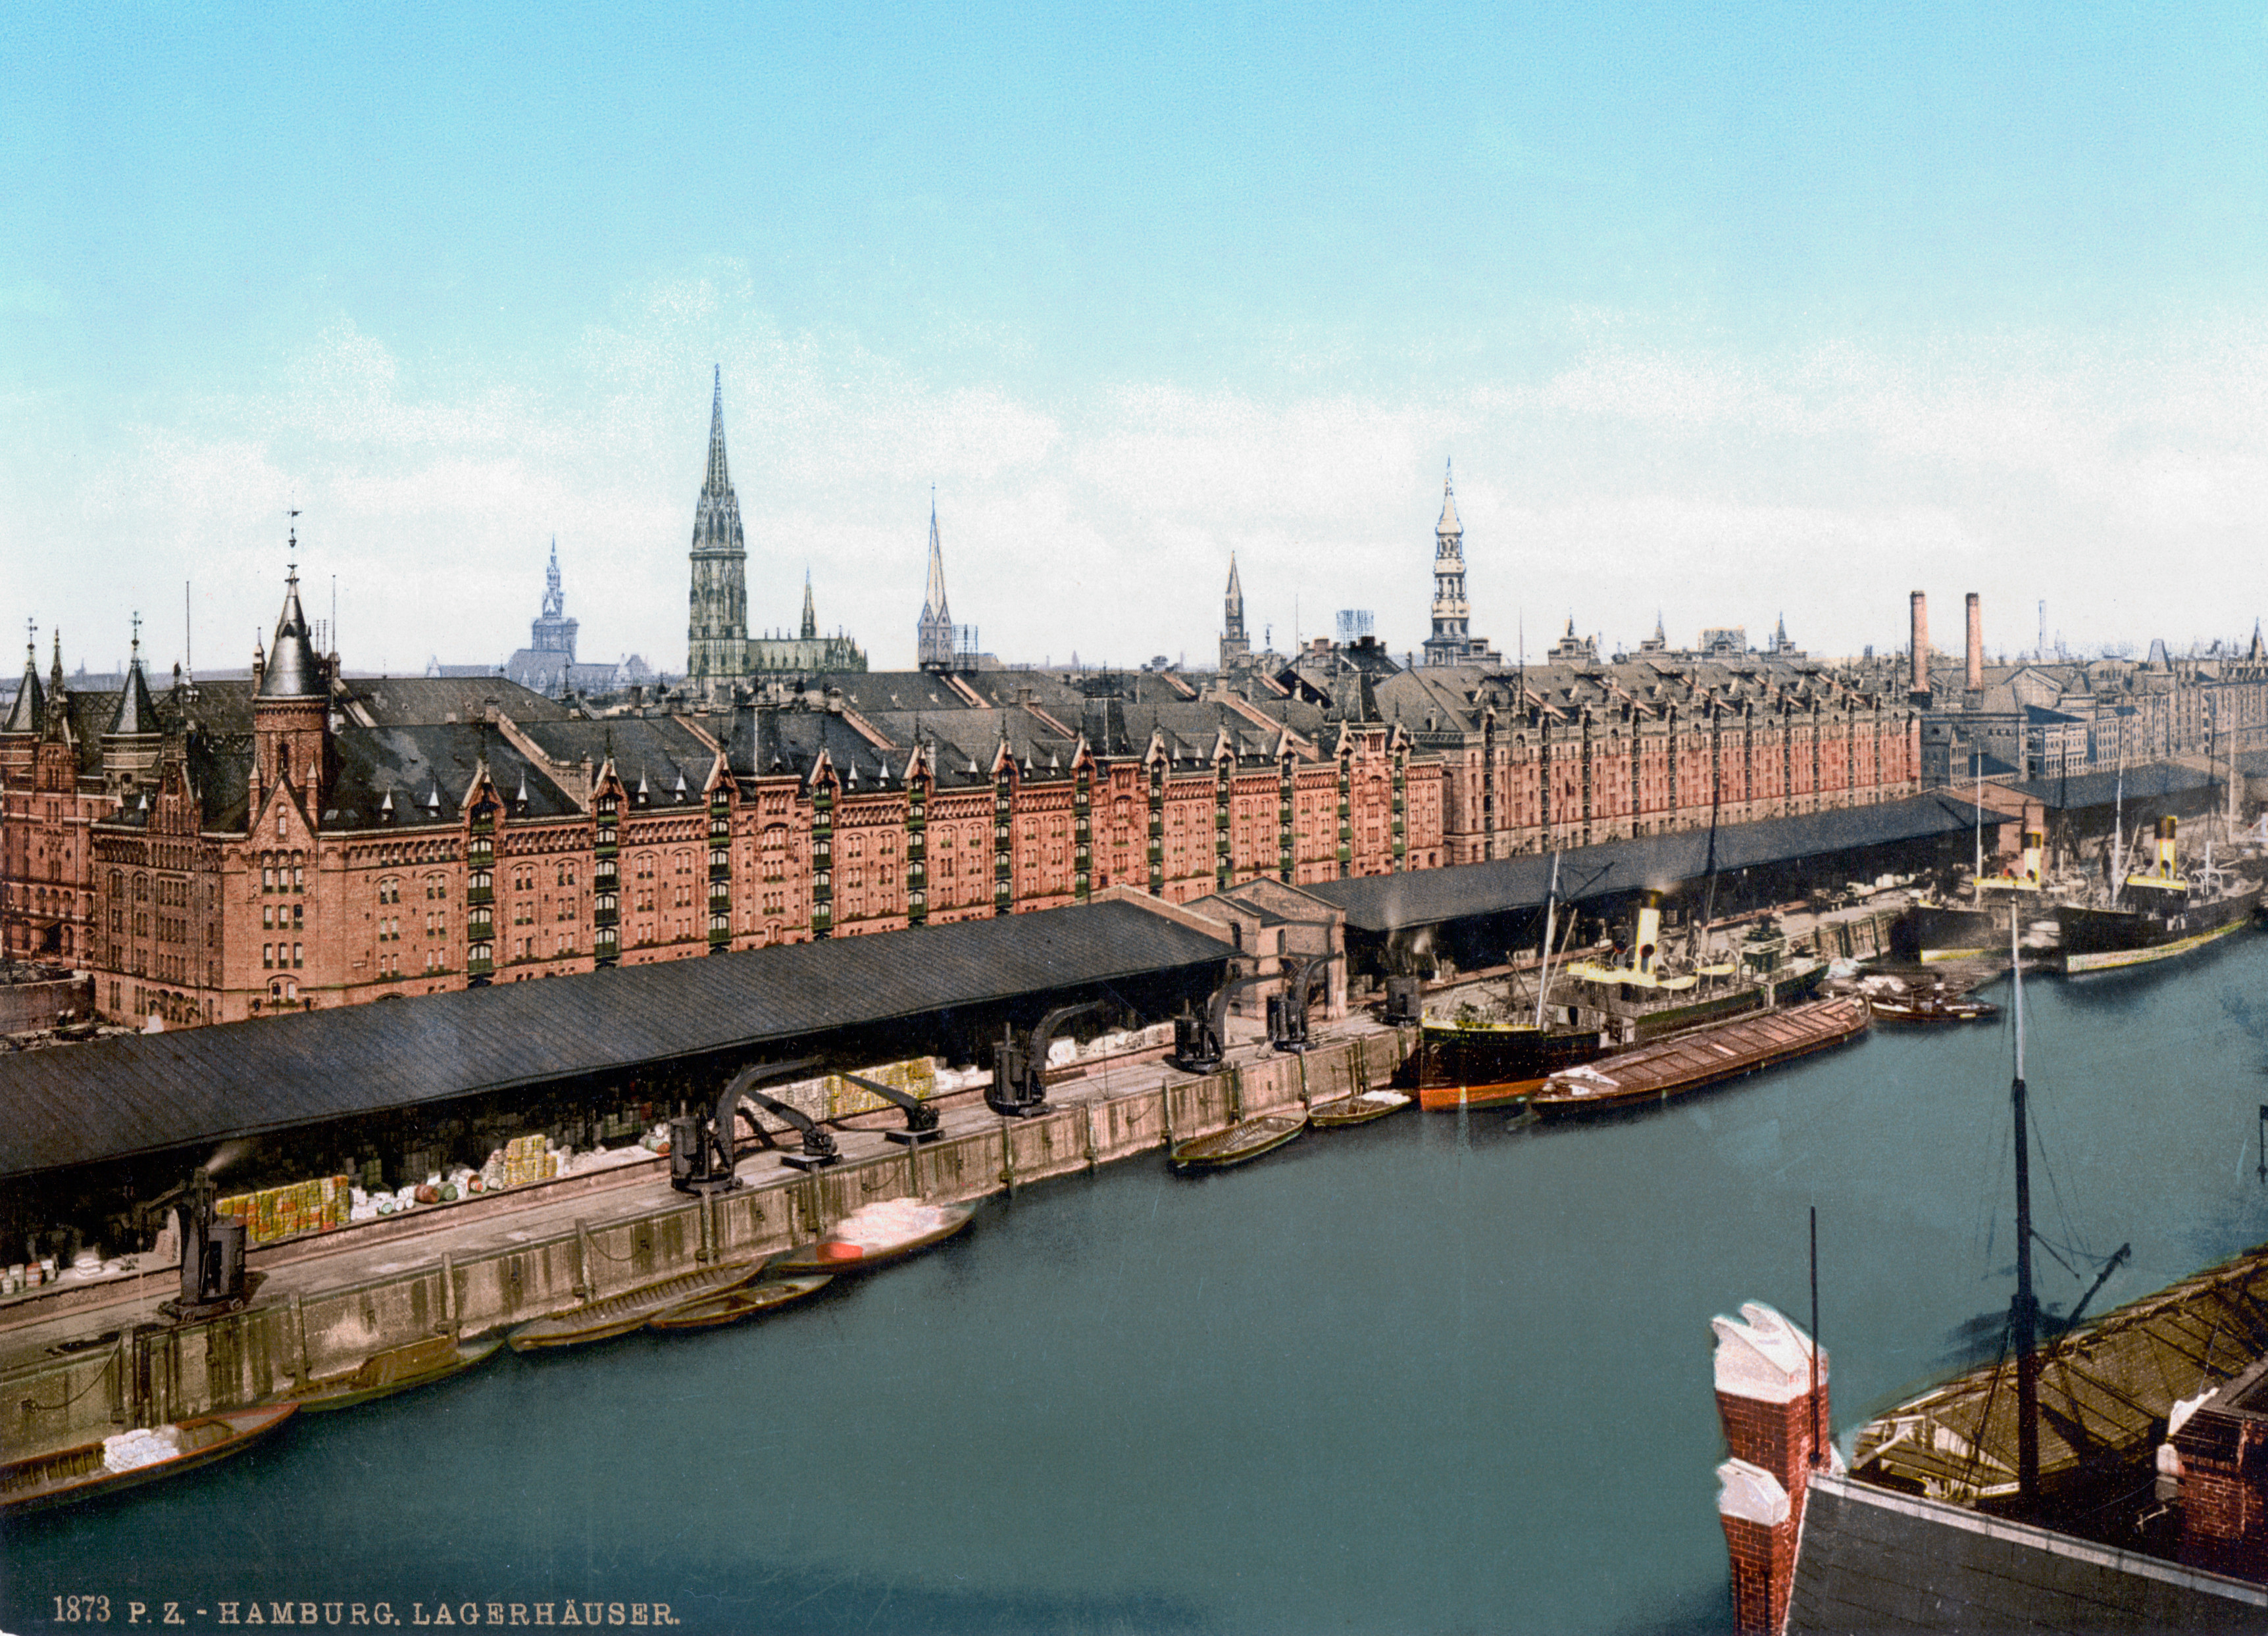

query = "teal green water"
(10, 939), (2268, 1635)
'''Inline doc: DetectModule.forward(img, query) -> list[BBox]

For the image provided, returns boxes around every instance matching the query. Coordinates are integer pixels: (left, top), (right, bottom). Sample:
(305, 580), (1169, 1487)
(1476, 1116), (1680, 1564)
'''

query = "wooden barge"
(0, 1404), (299, 1518)
(647, 1274), (834, 1332)
(509, 1260), (767, 1352)
(1526, 996), (1872, 1118)
(272, 1331), (503, 1411)
(1169, 1114), (1307, 1171)
(765, 1202), (976, 1277)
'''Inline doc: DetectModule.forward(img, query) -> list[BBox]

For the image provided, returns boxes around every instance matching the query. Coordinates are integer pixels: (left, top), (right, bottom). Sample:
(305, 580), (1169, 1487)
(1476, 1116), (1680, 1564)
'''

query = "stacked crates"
(214, 1176), (352, 1245)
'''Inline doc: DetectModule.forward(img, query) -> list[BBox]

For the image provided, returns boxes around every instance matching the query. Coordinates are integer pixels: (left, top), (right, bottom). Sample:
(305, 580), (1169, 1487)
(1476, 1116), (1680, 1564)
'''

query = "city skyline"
(10, 8), (2268, 673)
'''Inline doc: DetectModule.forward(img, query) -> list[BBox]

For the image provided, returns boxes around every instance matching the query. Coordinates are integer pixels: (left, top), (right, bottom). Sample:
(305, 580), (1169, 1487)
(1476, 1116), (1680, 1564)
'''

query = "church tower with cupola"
(1423, 460), (1473, 666)
(687, 367), (750, 692)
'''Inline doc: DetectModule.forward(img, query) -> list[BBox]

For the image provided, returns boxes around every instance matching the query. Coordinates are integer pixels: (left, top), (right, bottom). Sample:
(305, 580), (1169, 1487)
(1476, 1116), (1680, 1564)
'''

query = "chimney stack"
(1908, 592), (1930, 701)
(1713, 1303), (1834, 1636)
(1965, 593), (1983, 692)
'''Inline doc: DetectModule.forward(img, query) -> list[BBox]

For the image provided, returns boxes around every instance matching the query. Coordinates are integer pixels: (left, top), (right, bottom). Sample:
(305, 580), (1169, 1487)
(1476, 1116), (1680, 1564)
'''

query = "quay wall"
(3, 1029), (1411, 1456)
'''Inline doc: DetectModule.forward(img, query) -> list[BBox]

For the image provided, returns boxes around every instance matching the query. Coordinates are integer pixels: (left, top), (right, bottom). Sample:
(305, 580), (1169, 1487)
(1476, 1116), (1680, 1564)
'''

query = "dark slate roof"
(2005, 762), (2218, 810)
(324, 726), (580, 829)
(1306, 793), (1998, 932)
(342, 674), (573, 725)
(0, 899), (1235, 1179)
(1787, 1473), (2268, 1633)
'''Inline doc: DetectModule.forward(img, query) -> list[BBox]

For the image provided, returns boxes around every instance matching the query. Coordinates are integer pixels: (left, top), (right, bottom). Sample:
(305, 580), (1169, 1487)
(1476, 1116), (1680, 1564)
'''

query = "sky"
(7, 4), (2268, 678)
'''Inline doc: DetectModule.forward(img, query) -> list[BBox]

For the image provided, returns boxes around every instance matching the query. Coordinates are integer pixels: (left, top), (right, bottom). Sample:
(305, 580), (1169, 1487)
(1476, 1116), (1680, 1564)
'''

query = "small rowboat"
(275, 1332), (503, 1412)
(1171, 1114), (1307, 1171)
(508, 1260), (764, 1352)
(0, 1404), (299, 1519)
(647, 1275), (834, 1332)
(1308, 1089), (1411, 1128)
(766, 1201), (976, 1277)
(1868, 991), (2001, 1025)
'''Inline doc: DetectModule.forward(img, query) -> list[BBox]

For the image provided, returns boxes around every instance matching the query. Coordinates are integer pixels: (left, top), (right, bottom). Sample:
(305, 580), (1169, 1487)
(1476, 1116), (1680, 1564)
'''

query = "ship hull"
(1888, 903), (2010, 964)
(2056, 883), (2261, 973)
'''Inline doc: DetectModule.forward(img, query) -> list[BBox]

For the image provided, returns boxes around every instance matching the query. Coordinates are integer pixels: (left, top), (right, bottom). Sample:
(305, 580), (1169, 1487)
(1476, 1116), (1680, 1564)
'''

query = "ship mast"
(2010, 907), (2040, 1504)
(1534, 851), (1561, 1031)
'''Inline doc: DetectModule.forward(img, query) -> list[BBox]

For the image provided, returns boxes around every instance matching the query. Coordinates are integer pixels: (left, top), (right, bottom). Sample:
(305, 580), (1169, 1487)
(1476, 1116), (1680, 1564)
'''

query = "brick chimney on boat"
(1966, 593), (1984, 693)
(1908, 591), (1930, 703)
(1713, 1302), (1834, 1636)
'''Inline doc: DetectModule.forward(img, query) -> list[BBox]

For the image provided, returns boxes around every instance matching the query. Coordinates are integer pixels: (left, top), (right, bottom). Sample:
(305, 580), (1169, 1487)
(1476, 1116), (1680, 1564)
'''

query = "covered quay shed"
(1305, 792), (1999, 975)
(1, 899), (1236, 1254)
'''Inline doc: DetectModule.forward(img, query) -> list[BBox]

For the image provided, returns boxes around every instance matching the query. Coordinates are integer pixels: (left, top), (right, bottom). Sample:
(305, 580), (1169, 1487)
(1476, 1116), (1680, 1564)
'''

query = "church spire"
(688, 366), (749, 689)
(1423, 457), (1474, 666)
(800, 570), (817, 641)
(1219, 552), (1249, 670)
(918, 487), (956, 669)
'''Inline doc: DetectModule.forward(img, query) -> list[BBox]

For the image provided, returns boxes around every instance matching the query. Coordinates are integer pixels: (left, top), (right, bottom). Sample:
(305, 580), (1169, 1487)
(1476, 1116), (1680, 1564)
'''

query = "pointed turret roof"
(107, 620), (159, 735)
(259, 562), (324, 699)
(1436, 459), (1461, 539)
(923, 489), (949, 621)
(800, 571), (817, 640)
(3, 628), (42, 734)
(1225, 552), (1244, 614)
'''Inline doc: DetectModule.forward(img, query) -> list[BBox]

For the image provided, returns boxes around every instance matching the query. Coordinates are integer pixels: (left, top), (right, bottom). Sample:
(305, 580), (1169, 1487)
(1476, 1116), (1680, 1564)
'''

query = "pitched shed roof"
(1, 898), (1234, 1179)
(1305, 794), (1998, 933)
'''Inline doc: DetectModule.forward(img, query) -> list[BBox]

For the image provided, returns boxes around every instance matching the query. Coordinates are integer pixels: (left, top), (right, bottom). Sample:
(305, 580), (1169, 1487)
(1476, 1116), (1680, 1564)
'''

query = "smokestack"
(1965, 593), (1982, 691)
(1909, 591), (1929, 700)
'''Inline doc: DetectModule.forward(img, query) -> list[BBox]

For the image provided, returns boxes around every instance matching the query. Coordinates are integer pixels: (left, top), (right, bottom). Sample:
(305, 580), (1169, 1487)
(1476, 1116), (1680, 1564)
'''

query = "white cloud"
(9, 279), (2268, 678)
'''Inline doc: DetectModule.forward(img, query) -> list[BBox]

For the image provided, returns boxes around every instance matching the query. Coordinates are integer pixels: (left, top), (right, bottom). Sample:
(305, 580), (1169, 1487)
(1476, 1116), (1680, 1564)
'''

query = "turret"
(101, 616), (164, 795)
(252, 557), (334, 815)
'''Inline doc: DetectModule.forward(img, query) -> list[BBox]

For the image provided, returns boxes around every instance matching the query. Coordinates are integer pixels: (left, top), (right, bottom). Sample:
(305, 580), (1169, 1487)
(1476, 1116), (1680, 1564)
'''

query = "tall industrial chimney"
(1909, 591), (1930, 700)
(1965, 593), (1982, 691)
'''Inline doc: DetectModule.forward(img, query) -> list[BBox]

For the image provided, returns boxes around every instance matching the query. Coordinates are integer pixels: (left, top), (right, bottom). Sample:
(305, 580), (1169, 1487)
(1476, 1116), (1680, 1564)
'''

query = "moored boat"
(1169, 1114), (1307, 1170)
(0, 1404), (299, 1518)
(273, 1332), (503, 1411)
(508, 1260), (766, 1352)
(765, 1200), (976, 1277)
(1527, 996), (1871, 1118)
(1308, 1089), (1411, 1127)
(647, 1274), (834, 1332)
(2056, 816), (2262, 974)
(1867, 988), (2000, 1025)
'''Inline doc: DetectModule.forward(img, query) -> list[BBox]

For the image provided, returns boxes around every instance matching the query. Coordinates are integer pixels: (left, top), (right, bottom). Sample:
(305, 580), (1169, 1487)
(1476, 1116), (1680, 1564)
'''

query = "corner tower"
(688, 368), (749, 690)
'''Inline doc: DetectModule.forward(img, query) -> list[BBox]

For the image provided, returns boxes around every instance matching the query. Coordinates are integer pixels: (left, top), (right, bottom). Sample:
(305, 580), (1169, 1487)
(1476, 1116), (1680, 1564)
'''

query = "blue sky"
(8, 4), (2268, 674)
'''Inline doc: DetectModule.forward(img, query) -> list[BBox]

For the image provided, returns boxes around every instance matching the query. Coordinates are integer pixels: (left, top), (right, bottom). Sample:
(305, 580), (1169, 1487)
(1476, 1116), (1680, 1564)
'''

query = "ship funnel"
(1636, 894), (1663, 976)
(2157, 814), (2179, 879)
(2021, 825), (2044, 885)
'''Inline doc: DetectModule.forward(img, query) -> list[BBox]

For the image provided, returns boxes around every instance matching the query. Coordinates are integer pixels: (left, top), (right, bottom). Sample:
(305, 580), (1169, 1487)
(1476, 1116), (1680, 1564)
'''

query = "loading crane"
(1168, 964), (1270, 1074)
(1266, 951), (1341, 1053)
(838, 1071), (945, 1145)
(670, 1058), (834, 1193)
(988, 1001), (1106, 1118)
(136, 1168), (259, 1323)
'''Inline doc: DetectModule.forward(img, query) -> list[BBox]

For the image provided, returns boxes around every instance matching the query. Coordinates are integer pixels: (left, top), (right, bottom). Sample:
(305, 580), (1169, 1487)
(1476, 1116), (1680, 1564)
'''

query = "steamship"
(1886, 816), (2054, 964)
(1417, 896), (1824, 1109)
(2055, 816), (2261, 973)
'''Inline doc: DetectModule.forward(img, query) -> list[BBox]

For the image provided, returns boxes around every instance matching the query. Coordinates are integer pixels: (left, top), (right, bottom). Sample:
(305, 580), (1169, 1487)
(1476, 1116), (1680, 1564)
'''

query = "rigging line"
(1957, 1313), (2015, 1498)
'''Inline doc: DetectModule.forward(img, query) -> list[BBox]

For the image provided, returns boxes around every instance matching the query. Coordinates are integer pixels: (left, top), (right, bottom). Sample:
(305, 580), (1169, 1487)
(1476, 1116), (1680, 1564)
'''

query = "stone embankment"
(2, 1027), (1413, 1459)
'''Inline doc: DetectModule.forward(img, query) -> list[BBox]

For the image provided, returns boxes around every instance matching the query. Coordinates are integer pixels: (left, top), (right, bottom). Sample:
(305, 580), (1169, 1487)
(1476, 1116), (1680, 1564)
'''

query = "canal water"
(13, 937), (2268, 1635)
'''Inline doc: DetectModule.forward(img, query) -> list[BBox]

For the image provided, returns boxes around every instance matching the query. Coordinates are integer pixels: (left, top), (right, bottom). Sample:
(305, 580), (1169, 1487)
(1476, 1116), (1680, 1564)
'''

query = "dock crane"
(1266, 951), (1341, 1054)
(1168, 964), (1271, 1074)
(136, 1167), (259, 1322)
(837, 1071), (945, 1145)
(670, 1058), (836, 1193)
(988, 1001), (1106, 1118)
